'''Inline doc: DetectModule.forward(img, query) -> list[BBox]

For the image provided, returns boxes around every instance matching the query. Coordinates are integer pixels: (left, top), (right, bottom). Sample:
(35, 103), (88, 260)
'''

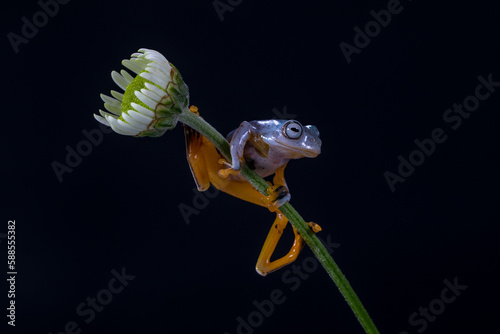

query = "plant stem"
(178, 110), (379, 334)
(178, 111), (231, 160)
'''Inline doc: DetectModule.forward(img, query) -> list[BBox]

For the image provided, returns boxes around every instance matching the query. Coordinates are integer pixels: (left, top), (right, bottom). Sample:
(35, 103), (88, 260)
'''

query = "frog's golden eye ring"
(283, 120), (303, 139)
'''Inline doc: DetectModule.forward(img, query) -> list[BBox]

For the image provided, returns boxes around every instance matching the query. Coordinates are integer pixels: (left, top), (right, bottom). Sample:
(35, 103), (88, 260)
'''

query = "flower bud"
(95, 48), (189, 137)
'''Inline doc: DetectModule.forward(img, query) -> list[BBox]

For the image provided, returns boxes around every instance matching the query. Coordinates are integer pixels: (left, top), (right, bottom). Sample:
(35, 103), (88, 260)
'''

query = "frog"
(184, 106), (322, 276)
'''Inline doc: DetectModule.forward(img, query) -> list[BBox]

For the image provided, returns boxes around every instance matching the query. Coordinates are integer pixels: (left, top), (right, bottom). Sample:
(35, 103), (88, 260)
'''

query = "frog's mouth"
(275, 142), (321, 158)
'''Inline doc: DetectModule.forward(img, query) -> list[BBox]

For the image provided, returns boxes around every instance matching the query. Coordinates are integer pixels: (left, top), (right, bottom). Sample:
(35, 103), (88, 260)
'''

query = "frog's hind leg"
(255, 211), (322, 276)
(218, 164), (291, 210)
(184, 121), (213, 191)
(183, 110), (272, 206)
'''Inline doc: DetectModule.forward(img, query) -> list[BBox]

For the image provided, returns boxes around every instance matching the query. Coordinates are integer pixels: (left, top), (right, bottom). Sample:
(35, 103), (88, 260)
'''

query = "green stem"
(178, 110), (231, 160)
(178, 111), (379, 334)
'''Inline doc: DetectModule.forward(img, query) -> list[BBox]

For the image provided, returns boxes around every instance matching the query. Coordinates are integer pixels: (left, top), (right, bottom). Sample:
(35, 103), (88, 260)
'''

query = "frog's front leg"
(219, 121), (269, 176)
(227, 121), (253, 171)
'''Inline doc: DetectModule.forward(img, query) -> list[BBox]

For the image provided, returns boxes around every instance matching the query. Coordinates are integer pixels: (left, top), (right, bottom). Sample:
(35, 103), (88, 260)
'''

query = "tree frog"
(184, 106), (322, 276)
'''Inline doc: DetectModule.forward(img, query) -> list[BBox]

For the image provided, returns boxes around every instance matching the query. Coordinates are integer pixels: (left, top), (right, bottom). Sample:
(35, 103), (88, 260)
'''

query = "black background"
(2, 0), (500, 333)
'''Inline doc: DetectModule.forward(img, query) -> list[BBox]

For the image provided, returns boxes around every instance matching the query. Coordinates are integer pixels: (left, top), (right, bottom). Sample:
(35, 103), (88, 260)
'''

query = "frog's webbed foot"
(307, 221), (322, 233)
(261, 163), (291, 211)
(256, 212), (322, 276)
(217, 158), (242, 178)
(262, 184), (290, 212)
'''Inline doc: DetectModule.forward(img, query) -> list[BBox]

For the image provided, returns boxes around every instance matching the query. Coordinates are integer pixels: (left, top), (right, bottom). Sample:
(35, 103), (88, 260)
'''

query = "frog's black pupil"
(284, 121), (303, 139)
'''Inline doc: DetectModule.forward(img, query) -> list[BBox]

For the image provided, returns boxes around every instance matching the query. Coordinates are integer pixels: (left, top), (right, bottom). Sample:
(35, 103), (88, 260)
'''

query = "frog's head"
(275, 120), (322, 158)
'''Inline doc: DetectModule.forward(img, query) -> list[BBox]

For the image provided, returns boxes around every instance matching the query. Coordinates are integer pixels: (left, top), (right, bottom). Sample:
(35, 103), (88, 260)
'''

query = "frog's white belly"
(242, 145), (290, 178)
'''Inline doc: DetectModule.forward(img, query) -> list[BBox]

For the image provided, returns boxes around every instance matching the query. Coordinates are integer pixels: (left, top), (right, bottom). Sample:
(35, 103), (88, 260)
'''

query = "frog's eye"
(283, 121), (303, 139)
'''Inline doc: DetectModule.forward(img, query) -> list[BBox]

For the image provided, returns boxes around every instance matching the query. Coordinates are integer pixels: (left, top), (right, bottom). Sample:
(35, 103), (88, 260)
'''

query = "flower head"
(95, 48), (189, 137)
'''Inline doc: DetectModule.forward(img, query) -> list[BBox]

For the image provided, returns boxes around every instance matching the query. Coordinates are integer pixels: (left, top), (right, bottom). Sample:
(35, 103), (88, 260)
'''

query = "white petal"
(120, 70), (134, 84)
(147, 59), (171, 71)
(105, 115), (137, 136)
(117, 119), (141, 133)
(145, 66), (171, 81)
(134, 55), (147, 63)
(144, 51), (168, 63)
(111, 90), (123, 101)
(135, 91), (158, 110)
(140, 72), (168, 89)
(99, 109), (114, 118)
(130, 59), (149, 72)
(104, 103), (121, 116)
(131, 102), (155, 117)
(94, 114), (109, 126)
(122, 112), (148, 130)
(127, 109), (153, 125)
(132, 57), (149, 65)
(111, 71), (129, 91)
(100, 94), (121, 108)
(122, 59), (145, 75)
(141, 88), (162, 103)
(147, 64), (172, 80)
(146, 64), (172, 83)
(145, 83), (167, 99)
(148, 58), (169, 69)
